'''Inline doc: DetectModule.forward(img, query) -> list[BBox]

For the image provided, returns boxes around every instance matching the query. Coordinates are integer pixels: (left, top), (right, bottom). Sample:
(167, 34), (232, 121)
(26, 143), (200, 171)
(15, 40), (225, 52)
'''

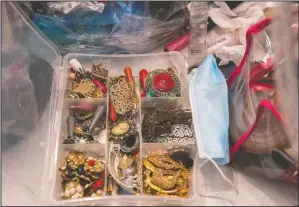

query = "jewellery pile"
(67, 59), (108, 98)
(108, 143), (141, 195)
(63, 104), (106, 144)
(57, 55), (197, 201)
(142, 100), (195, 144)
(143, 150), (193, 198)
(140, 68), (181, 97)
(156, 124), (195, 144)
(59, 151), (105, 199)
(108, 67), (141, 195)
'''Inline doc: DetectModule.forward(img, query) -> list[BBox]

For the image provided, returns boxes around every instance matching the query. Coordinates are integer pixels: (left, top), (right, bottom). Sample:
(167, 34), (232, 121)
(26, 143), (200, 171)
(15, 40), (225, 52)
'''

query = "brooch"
(59, 151), (105, 199)
(68, 78), (96, 98)
(109, 120), (137, 140)
(144, 68), (181, 97)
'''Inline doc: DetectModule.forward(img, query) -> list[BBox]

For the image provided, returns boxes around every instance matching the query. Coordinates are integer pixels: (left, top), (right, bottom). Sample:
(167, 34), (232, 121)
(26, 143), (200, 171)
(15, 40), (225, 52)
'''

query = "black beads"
(182, 157), (194, 169)
(169, 150), (193, 169)
(86, 135), (94, 141)
(66, 164), (73, 172)
(169, 150), (190, 162)
(66, 171), (76, 179)
(78, 164), (85, 174)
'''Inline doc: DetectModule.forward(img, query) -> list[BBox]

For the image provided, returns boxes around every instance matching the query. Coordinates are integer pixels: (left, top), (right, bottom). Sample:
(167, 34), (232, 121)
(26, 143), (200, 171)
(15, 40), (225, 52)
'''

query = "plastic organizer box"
(51, 53), (198, 206)
(3, 2), (199, 206)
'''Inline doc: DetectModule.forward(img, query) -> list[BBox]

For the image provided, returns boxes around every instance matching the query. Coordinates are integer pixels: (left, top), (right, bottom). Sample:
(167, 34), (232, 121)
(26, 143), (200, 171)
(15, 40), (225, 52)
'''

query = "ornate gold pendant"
(109, 76), (135, 114)
(69, 78), (96, 98)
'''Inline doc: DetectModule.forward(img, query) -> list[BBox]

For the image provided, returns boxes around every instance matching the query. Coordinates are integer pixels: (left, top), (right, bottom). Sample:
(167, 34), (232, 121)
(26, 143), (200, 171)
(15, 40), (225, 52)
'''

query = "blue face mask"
(189, 55), (229, 165)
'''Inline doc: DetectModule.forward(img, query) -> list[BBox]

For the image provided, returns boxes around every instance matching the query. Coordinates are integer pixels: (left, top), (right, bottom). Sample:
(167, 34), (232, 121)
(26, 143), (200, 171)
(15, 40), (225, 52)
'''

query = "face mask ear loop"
(198, 152), (239, 196)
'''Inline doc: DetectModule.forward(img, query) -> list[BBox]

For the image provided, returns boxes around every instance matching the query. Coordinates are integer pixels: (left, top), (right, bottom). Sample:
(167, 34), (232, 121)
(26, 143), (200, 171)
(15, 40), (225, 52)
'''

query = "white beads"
(69, 59), (83, 72)
(76, 185), (83, 193)
(79, 139), (86, 144)
(70, 187), (76, 195)
(64, 190), (70, 198)
(96, 189), (103, 196)
(68, 181), (75, 188)
(69, 73), (76, 80)
(71, 193), (80, 199)
(91, 193), (97, 197)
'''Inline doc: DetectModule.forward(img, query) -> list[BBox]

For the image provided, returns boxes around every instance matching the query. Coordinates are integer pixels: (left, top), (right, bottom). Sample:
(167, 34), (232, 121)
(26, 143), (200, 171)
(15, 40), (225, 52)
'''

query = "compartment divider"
(104, 57), (111, 195)
(139, 95), (145, 194)
(137, 57), (144, 195)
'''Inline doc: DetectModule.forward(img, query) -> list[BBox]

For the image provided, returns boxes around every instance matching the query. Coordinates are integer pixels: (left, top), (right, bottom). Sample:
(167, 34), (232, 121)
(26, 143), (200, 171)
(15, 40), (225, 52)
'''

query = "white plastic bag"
(209, 2), (277, 65)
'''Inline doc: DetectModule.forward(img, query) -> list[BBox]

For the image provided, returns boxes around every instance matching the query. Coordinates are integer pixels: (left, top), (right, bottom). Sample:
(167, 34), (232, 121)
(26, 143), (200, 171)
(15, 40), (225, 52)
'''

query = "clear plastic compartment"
(60, 99), (108, 144)
(51, 144), (107, 204)
(47, 52), (198, 205)
(141, 143), (198, 205)
(2, 45), (38, 139)
(141, 97), (195, 144)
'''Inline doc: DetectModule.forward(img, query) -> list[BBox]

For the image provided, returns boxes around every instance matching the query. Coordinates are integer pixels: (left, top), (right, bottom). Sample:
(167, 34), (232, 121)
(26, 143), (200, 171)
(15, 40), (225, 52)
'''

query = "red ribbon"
(227, 18), (272, 88)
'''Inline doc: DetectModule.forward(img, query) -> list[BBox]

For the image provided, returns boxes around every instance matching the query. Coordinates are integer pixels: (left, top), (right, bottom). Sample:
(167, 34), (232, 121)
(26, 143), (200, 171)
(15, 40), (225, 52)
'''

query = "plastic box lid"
(2, 1), (63, 204)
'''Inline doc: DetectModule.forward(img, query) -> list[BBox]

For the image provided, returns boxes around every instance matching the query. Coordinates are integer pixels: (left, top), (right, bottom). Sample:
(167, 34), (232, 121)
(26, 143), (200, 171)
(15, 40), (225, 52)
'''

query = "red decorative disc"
(153, 73), (175, 92)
